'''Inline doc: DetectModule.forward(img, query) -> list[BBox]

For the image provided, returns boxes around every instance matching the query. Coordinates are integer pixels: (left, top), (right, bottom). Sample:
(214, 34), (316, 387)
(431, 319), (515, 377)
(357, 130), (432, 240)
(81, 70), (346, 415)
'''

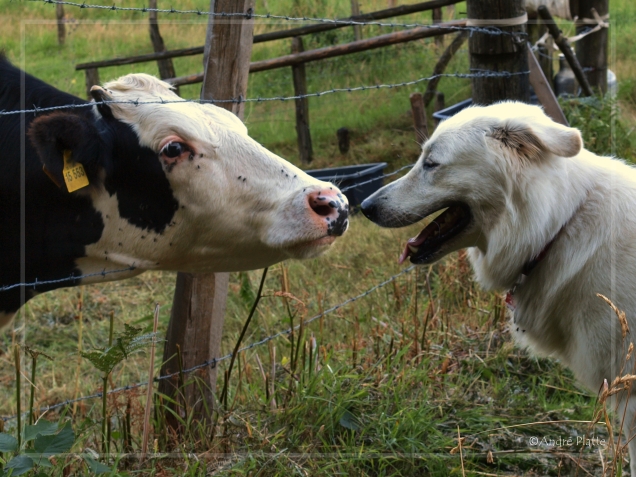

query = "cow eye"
(160, 141), (187, 159)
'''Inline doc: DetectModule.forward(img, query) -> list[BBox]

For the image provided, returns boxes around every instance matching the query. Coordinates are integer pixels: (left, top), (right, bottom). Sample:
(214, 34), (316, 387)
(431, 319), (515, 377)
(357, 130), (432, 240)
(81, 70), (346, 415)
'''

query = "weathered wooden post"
(351, 0), (362, 41)
(84, 69), (100, 100)
(574, 0), (608, 94)
(337, 127), (350, 154)
(432, 6), (443, 46)
(158, 0), (255, 431)
(148, 0), (179, 94)
(291, 37), (313, 164)
(409, 92), (428, 143)
(467, 0), (529, 105)
(56, 3), (65, 46)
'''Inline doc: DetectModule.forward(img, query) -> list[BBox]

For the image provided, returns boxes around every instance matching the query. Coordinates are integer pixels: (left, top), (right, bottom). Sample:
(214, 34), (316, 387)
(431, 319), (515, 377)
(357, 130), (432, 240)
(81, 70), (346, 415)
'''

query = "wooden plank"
(75, 0), (460, 70)
(251, 0), (460, 43)
(250, 19), (464, 72)
(467, 0), (529, 105)
(410, 92), (429, 143)
(167, 20), (467, 87)
(158, 0), (255, 429)
(76, 46), (206, 71)
(291, 38), (313, 165)
(527, 47), (569, 126)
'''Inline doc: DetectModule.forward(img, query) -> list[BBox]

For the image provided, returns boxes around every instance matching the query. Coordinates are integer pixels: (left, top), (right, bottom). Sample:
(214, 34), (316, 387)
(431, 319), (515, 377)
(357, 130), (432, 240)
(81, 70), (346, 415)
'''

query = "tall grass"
(0, 0), (635, 475)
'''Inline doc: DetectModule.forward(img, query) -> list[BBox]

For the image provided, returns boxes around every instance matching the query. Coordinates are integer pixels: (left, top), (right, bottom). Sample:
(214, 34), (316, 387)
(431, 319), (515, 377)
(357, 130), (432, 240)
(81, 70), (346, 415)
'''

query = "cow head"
(28, 74), (349, 274)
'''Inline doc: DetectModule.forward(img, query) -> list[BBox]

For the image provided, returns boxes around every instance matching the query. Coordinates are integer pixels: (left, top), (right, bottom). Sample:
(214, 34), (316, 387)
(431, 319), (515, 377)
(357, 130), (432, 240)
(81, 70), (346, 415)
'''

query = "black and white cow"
(0, 55), (349, 326)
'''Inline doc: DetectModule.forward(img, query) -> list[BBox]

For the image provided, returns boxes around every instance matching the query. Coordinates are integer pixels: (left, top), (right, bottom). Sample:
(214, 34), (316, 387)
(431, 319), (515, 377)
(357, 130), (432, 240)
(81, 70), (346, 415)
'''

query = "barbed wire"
(0, 70), (528, 117)
(0, 266), (137, 292)
(33, 0), (525, 39)
(1, 264), (416, 421)
(339, 164), (415, 193)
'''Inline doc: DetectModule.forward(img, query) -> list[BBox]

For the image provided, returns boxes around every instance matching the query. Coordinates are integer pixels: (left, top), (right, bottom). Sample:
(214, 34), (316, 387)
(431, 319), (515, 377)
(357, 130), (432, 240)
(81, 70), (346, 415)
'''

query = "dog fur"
(361, 101), (636, 473)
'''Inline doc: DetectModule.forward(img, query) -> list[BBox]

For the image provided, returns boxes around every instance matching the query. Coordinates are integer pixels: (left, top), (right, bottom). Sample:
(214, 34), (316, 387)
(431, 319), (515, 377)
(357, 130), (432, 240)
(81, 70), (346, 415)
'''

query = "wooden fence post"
(84, 68), (100, 100)
(56, 3), (65, 46)
(337, 127), (350, 154)
(432, 6), (443, 46)
(467, 0), (529, 105)
(409, 92), (428, 143)
(575, 0), (608, 94)
(351, 0), (362, 41)
(148, 0), (179, 95)
(158, 0), (255, 431)
(291, 37), (313, 165)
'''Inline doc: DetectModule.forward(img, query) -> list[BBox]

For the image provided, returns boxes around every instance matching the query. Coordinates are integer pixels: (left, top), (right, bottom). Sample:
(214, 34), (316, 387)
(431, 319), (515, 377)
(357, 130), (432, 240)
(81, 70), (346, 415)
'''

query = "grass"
(1, 0), (636, 475)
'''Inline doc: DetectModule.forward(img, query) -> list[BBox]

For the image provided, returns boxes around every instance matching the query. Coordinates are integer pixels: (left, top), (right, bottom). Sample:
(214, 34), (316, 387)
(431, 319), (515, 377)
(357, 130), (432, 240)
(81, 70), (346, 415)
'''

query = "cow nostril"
(311, 204), (334, 217)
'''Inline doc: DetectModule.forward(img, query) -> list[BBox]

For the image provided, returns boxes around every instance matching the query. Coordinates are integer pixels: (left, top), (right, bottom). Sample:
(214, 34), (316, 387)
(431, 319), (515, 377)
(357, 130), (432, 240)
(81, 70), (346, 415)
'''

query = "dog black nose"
(360, 197), (378, 221)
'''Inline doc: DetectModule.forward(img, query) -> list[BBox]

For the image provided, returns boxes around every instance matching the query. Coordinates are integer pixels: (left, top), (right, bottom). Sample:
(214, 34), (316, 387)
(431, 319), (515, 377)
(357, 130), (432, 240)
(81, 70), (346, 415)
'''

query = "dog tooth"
(408, 245), (419, 254)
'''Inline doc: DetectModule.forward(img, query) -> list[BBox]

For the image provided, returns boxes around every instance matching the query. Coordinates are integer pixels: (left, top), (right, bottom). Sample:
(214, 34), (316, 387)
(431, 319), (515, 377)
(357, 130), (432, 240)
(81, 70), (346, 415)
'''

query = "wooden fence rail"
(166, 19), (466, 87)
(75, 0), (461, 98)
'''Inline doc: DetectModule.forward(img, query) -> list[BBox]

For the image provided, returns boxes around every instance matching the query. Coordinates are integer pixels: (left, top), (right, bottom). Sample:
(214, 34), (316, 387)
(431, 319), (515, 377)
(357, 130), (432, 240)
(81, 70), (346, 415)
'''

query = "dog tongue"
(398, 227), (434, 264)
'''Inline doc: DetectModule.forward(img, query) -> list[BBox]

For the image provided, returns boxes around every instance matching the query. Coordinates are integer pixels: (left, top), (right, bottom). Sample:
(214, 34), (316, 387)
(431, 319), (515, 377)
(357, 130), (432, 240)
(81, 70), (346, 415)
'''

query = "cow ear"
(28, 112), (108, 190)
(489, 120), (582, 161)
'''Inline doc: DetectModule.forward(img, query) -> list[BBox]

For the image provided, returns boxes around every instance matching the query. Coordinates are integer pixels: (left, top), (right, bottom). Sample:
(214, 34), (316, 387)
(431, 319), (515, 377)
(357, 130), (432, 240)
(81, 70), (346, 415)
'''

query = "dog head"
(361, 101), (582, 266)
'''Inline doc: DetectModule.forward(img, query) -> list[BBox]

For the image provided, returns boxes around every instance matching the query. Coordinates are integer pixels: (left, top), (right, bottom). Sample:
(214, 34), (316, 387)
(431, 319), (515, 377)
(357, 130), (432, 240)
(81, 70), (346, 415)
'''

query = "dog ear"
(490, 119), (582, 160)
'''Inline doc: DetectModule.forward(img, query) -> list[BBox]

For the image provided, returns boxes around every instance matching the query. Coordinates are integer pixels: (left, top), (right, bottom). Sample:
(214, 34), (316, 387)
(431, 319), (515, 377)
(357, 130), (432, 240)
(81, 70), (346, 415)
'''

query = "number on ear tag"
(62, 150), (90, 193)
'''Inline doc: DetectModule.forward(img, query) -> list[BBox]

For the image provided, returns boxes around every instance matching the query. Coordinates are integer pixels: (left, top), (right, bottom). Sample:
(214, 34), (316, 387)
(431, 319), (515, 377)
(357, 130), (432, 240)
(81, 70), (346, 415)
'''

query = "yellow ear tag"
(62, 150), (90, 193)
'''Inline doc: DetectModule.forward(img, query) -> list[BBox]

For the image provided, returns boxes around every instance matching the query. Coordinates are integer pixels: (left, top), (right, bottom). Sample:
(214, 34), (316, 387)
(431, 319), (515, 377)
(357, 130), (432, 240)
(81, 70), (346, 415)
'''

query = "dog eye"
(160, 141), (188, 159)
(423, 159), (439, 169)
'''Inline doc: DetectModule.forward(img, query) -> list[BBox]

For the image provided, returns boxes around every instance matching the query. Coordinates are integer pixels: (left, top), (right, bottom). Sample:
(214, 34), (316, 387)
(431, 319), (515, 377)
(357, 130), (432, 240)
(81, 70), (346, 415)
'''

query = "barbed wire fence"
(0, 70), (528, 117)
(32, 0), (526, 40)
(0, 2), (528, 424)
(1, 265), (416, 421)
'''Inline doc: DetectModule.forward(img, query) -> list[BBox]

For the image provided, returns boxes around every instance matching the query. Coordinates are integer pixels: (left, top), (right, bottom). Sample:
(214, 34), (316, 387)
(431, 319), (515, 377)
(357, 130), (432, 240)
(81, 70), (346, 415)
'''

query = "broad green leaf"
(0, 433), (18, 452)
(32, 422), (74, 457)
(81, 324), (158, 374)
(83, 455), (112, 474)
(24, 420), (59, 443)
(34, 457), (53, 468)
(4, 455), (34, 476)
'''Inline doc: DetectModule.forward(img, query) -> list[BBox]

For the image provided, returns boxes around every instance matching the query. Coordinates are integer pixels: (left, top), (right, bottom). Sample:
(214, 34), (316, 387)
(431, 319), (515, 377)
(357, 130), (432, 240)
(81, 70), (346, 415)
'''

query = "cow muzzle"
(306, 188), (349, 237)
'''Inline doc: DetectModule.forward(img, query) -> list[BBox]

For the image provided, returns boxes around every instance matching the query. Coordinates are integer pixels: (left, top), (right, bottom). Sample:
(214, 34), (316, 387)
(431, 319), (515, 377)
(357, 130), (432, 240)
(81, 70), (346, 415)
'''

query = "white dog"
(361, 101), (636, 472)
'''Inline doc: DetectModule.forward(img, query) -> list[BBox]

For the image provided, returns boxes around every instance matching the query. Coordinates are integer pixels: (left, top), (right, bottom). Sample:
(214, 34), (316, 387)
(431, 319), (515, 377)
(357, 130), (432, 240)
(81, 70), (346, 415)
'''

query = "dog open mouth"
(399, 204), (471, 264)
